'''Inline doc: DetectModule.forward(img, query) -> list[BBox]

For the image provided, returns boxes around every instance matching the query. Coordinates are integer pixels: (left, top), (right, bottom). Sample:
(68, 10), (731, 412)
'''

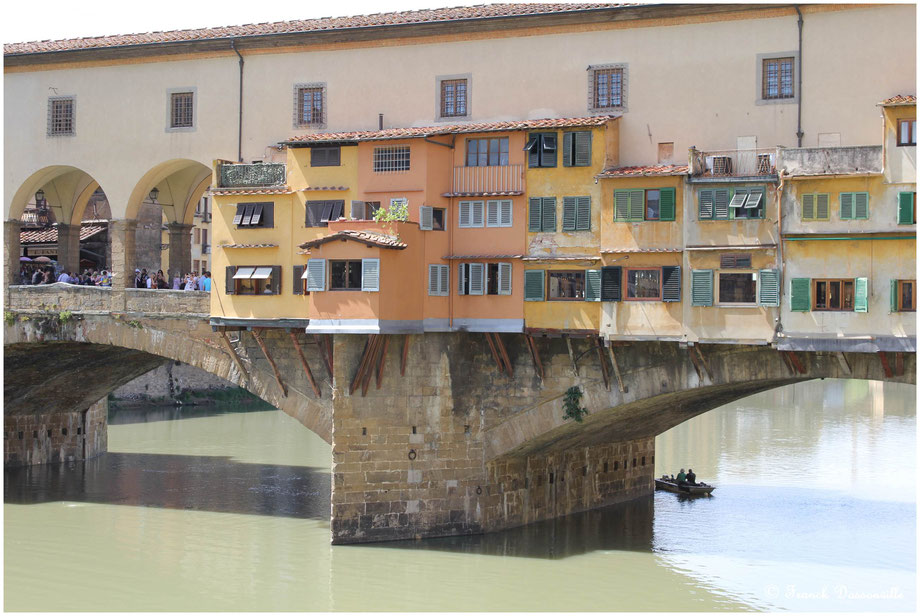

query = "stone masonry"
(4, 397), (107, 467)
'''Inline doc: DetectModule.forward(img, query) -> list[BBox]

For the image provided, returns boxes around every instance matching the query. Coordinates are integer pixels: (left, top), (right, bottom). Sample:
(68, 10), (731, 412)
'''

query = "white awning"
(251, 267), (273, 279)
(301, 268), (311, 279)
(233, 267), (255, 279)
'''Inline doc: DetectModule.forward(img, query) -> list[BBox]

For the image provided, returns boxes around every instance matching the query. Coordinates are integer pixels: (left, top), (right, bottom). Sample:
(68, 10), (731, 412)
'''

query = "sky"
(2, 0), (508, 45)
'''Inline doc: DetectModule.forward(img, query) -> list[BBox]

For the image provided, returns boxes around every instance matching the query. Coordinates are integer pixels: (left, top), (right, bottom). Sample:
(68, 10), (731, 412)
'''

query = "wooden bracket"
(252, 328), (288, 398)
(484, 333), (504, 374)
(895, 351), (904, 377)
(878, 351), (893, 379)
(289, 331), (321, 398)
(400, 334), (411, 376)
(606, 345), (627, 393)
(493, 333), (513, 378)
(566, 337), (578, 376)
(525, 334), (544, 382)
(784, 350), (806, 375)
(350, 335), (376, 395)
(595, 337), (611, 391)
(376, 335), (390, 389)
(313, 334), (334, 380)
(835, 351), (852, 376)
(219, 330), (250, 385)
(361, 335), (386, 396)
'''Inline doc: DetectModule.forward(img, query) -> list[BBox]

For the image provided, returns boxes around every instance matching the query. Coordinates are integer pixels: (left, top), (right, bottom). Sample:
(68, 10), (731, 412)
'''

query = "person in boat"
(686, 469), (696, 485)
(676, 469), (687, 484)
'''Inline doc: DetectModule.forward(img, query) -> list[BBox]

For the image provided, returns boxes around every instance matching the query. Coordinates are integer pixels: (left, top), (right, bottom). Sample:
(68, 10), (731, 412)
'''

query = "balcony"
(689, 147), (779, 182)
(778, 145), (883, 177)
(449, 164), (524, 196)
(217, 162), (286, 188)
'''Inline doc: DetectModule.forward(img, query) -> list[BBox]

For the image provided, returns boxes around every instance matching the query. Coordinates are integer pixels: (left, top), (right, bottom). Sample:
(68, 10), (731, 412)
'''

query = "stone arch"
(124, 159), (211, 224)
(7, 165), (102, 224)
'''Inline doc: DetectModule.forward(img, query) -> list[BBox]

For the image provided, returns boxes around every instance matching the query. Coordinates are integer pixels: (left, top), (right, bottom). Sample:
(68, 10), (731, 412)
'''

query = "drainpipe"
(776, 169), (788, 340)
(795, 6), (804, 147)
(231, 40), (244, 162)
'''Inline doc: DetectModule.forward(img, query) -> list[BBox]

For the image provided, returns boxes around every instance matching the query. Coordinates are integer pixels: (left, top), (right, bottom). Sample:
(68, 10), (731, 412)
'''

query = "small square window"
(625, 268), (661, 301)
(294, 83), (326, 128)
(47, 96), (75, 136)
(547, 271), (585, 300)
(813, 279), (855, 311)
(170, 92), (194, 128)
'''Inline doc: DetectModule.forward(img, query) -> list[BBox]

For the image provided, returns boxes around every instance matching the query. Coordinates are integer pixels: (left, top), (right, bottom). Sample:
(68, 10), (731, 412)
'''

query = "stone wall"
(135, 201), (163, 275)
(111, 360), (246, 406)
(4, 397), (107, 467)
(124, 288), (209, 315)
(5, 284), (209, 316)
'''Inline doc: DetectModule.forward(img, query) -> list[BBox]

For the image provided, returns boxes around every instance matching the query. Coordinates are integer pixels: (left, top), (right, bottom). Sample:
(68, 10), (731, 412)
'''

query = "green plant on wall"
(562, 386), (589, 423)
(4, 311), (16, 326)
(57, 310), (73, 324)
(373, 199), (409, 239)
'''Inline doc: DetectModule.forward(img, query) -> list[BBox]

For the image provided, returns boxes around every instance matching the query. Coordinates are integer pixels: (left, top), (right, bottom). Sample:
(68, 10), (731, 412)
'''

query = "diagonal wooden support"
(835, 351), (852, 376)
(688, 345), (706, 381)
(400, 334), (411, 377)
(693, 344), (712, 380)
(350, 335), (376, 395)
(493, 333), (513, 378)
(219, 330), (250, 385)
(607, 345), (627, 393)
(324, 335), (334, 377)
(376, 335), (390, 389)
(878, 351), (893, 379)
(314, 334), (334, 381)
(785, 350), (806, 375)
(895, 352), (904, 377)
(566, 337), (578, 376)
(484, 333), (504, 374)
(594, 336), (611, 391)
(525, 334), (544, 382)
(289, 331), (321, 398)
(362, 335), (385, 397)
(252, 328), (287, 398)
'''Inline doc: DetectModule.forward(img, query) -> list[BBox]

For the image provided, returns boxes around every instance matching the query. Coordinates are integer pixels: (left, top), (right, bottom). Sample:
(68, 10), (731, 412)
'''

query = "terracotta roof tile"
(600, 247), (682, 253)
(5, 4), (628, 55)
(299, 229), (407, 250)
(20, 224), (106, 244)
(442, 254), (523, 260)
(220, 243), (278, 249)
(521, 254), (600, 261)
(596, 164), (688, 178)
(210, 187), (293, 196)
(286, 115), (617, 144)
(879, 94), (916, 106)
(303, 186), (348, 191)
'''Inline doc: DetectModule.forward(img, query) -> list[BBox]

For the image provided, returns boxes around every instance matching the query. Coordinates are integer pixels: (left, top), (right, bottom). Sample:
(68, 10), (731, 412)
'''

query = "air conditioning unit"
(711, 156), (733, 176)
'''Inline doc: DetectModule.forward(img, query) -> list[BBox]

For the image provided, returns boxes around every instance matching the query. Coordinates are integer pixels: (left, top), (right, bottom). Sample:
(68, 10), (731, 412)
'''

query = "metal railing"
(452, 164), (524, 194)
(218, 162), (286, 188)
(689, 148), (778, 178)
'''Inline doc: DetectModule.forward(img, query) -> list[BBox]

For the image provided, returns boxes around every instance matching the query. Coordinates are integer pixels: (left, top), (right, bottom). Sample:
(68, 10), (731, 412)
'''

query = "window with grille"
(440, 78), (468, 118)
(762, 57), (795, 100)
(295, 85), (325, 127)
(373, 146), (410, 172)
(466, 138), (508, 167)
(47, 96), (75, 136)
(170, 92), (194, 128)
(590, 66), (625, 110)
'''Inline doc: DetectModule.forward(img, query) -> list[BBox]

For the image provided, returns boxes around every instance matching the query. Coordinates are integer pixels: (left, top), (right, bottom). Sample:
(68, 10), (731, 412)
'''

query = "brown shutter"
(271, 266), (282, 295)
(292, 265), (304, 295)
(225, 266), (236, 294)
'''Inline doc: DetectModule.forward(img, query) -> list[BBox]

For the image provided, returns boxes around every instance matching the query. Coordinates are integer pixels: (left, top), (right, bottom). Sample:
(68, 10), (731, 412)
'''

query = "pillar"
(55, 223), (81, 274)
(167, 222), (193, 279)
(5, 219), (22, 293)
(109, 219), (136, 290)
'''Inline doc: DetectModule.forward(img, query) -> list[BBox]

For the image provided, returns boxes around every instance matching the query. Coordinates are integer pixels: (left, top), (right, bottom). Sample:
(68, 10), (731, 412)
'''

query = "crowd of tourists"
(133, 268), (211, 292)
(18, 264), (210, 292)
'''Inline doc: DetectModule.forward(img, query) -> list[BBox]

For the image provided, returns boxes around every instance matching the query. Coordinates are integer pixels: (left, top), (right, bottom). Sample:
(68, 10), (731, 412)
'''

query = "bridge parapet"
(6, 284), (209, 317)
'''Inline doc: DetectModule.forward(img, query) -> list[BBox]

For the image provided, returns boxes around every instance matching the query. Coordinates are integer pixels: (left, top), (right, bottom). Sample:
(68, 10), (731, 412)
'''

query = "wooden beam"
(350, 335), (376, 395)
(362, 335), (385, 397)
(779, 349), (796, 376)
(688, 346), (705, 381)
(252, 328), (287, 398)
(606, 345), (627, 393)
(835, 351), (852, 376)
(525, 334), (544, 381)
(693, 344), (712, 379)
(313, 334), (334, 380)
(566, 337), (578, 376)
(878, 351), (893, 379)
(400, 334), (411, 377)
(484, 332), (504, 374)
(376, 335), (390, 389)
(595, 336), (610, 391)
(323, 335), (334, 377)
(785, 350), (806, 375)
(493, 333), (514, 378)
(219, 330), (250, 385)
(895, 351), (904, 377)
(289, 331), (321, 398)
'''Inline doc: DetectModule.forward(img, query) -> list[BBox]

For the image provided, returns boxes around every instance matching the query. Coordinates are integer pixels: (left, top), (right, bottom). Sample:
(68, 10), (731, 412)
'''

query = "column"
(5, 220), (22, 299)
(109, 219), (137, 290)
(55, 223), (81, 274)
(167, 222), (193, 278)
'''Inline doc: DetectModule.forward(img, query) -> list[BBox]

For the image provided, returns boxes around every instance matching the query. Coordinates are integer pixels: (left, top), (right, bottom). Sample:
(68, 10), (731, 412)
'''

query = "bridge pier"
(4, 397), (108, 467)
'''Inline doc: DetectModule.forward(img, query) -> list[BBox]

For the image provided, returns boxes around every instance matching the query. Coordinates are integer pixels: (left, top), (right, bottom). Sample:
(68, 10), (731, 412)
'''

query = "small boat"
(655, 476), (715, 496)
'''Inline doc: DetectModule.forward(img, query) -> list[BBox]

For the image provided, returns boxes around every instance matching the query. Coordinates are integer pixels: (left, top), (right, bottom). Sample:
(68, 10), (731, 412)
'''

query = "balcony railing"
(218, 162), (286, 188)
(451, 164), (524, 195)
(689, 148), (779, 178)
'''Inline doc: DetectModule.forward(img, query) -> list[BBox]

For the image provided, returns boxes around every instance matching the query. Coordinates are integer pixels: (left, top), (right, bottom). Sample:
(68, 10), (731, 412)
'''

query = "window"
(431, 208), (445, 230)
(762, 57), (795, 100)
(548, 271), (585, 300)
(351, 201), (383, 221)
(294, 84), (325, 127)
(194, 228), (201, 244)
(898, 192), (916, 225)
(330, 260), (363, 290)
(47, 96), (75, 136)
(227, 266), (280, 295)
(373, 146), (410, 172)
(457, 262), (511, 296)
(589, 64), (627, 111)
(170, 92), (194, 128)
(894, 280), (916, 312)
(419, 206), (446, 230)
(440, 78), (468, 118)
(625, 268), (661, 300)
(614, 188), (676, 222)
(897, 119), (917, 146)
(428, 265), (450, 296)
(528, 197), (556, 232)
(458, 201), (485, 228)
(466, 138), (509, 167)
(698, 187), (765, 220)
(486, 200), (513, 227)
(232, 202), (274, 228)
(720, 253), (752, 269)
(311, 146), (341, 167)
(305, 200), (344, 227)
(562, 132), (592, 167)
(305, 258), (378, 292)
(839, 192), (869, 220)
(525, 132), (557, 168)
(562, 196), (591, 231)
(801, 193), (830, 220)
(718, 272), (757, 305)
(813, 279), (855, 311)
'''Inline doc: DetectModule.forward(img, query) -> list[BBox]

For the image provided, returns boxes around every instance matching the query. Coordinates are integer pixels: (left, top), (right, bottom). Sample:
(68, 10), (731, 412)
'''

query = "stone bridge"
(4, 284), (915, 543)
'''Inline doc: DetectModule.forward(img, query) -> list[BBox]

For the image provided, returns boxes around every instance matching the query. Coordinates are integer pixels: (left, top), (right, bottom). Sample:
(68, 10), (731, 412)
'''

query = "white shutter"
(498, 262), (512, 295)
(306, 259), (326, 292)
(419, 206), (433, 230)
(458, 263), (467, 295)
(472, 201), (485, 227)
(499, 200), (513, 227)
(439, 265), (449, 296)
(459, 202), (472, 228)
(469, 263), (485, 295)
(486, 200), (500, 227)
(428, 264), (439, 295)
(361, 258), (380, 292)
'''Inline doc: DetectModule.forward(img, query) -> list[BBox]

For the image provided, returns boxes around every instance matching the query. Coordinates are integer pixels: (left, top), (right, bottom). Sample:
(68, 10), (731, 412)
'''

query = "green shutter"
(854, 277), (868, 312)
(542, 197), (557, 232)
(601, 266), (622, 301)
(816, 193), (830, 219)
(759, 269), (780, 306)
(529, 197), (543, 232)
(714, 189), (730, 219)
(898, 192), (915, 225)
(575, 196), (591, 230)
(790, 278), (810, 312)
(614, 190), (630, 221)
(661, 266), (681, 302)
(524, 270), (545, 301)
(585, 269), (601, 301)
(562, 196), (577, 231)
(691, 270), (713, 306)
(659, 187), (676, 221)
(542, 133), (557, 168)
(628, 189), (644, 222)
(802, 193), (815, 220)
(699, 189), (714, 220)
(526, 134), (540, 168)
(562, 132), (574, 167)
(891, 279), (899, 312)
(840, 193), (854, 220)
(854, 193), (869, 219)
(573, 131), (592, 167)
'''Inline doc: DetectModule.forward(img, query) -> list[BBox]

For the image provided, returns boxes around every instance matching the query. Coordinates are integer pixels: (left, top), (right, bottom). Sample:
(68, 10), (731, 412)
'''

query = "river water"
(4, 380), (915, 612)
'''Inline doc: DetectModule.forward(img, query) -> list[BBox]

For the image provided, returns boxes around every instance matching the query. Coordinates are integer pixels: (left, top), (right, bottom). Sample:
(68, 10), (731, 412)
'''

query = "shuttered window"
(661, 266), (681, 302)
(562, 131), (592, 167)
(529, 197), (556, 232)
(625, 268), (660, 300)
(562, 197), (577, 231)
(351, 200), (366, 221)
(690, 269), (714, 306)
(292, 265), (305, 295)
(306, 259), (326, 292)
(659, 187), (676, 221)
(485, 200), (512, 227)
(524, 270), (545, 301)
(801, 193), (830, 220)
(428, 264), (449, 296)
(853, 277), (868, 312)
(615, 188), (676, 222)
(498, 263), (512, 295)
(306, 200), (344, 227)
(468, 263), (485, 295)
(699, 188), (759, 220)
(601, 266), (622, 301)
(898, 192), (916, 225)
(759, 269), (780, 306)
(311, 146), (340, 167)
(235, 202), (273, 228)
(720, 253), (752, 269)
(458, 201), (485, 228)
(840, 192), (869, 220)
(225, 266), (237, 295)
(419, 205), (433, 230)
(361, 259), (380, 292)
(585, 269), (601, 301)
(230, 265), (280, 295)
(790, 278), (810, 311)
(525, 132), (557, 168)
